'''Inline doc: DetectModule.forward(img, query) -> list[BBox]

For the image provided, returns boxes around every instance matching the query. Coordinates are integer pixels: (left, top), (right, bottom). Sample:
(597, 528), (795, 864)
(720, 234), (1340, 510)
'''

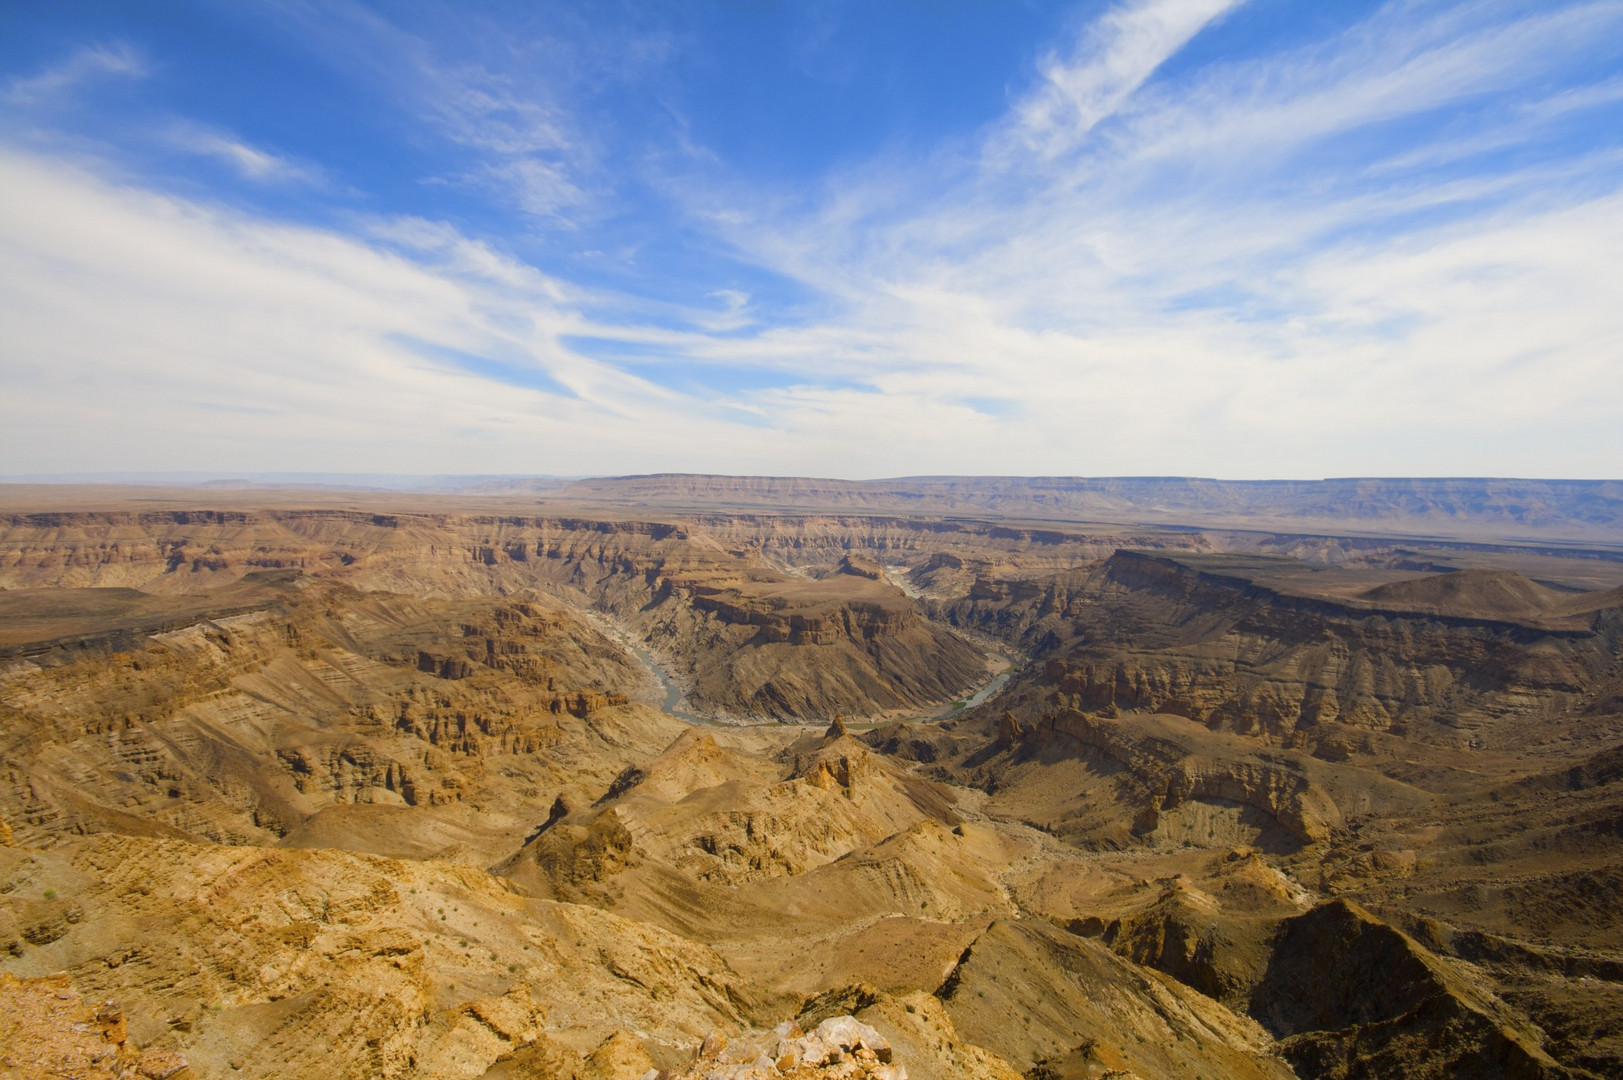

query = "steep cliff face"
(1026, 552), (1622, 752)
(628, 569), (988, 721)
(937, 707), (1364, 851)
(935, 917), (1296, 1080)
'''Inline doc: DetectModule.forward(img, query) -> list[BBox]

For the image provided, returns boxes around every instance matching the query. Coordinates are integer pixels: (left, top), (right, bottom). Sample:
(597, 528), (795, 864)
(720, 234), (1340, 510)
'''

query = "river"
(586, 613), (718, 725)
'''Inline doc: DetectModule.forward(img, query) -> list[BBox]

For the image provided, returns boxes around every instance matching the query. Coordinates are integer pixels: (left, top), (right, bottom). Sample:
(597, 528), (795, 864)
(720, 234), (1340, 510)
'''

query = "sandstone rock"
(837, 556), (884, 580)
(0, 971), (190, 1080)
(665, 1014), (903, 1080)
(993, 711), (1022, 747)
(581, 1032), (658, 1080)
(1254, 899), (1569, 1079)
(1020, 550), (1621, 748)
(1035, 708), (1342, 845)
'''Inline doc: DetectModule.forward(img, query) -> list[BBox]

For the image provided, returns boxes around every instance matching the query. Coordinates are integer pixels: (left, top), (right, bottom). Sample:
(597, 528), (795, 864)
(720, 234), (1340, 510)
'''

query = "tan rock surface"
(0, 970), (190, 1080)
(2, 500), (1620, 1079)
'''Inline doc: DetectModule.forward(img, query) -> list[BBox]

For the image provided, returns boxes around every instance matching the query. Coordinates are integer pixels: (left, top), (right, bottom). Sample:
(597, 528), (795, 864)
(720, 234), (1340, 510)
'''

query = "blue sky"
(2, 0), (1621, 479)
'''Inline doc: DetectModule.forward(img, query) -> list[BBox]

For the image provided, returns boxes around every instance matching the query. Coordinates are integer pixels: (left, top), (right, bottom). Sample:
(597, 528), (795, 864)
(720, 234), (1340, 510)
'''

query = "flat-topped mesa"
(664, 573), (917, 645)
(838, 553), (885, 580)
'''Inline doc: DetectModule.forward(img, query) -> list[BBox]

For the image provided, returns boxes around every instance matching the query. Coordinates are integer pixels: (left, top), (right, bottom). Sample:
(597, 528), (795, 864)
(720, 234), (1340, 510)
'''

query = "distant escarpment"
(540, 474), (1623, 541)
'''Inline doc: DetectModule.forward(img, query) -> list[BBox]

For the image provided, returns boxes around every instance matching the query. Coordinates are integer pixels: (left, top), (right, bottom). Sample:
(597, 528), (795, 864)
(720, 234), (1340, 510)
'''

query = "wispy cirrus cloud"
(1003, 0), (1244, 159)
(159, 122), (326, 186)
(0, 145), (775, 474)
(2, 42), (147, 105)
(636, 0), (1623, 475)
(243, 0), (648, 223)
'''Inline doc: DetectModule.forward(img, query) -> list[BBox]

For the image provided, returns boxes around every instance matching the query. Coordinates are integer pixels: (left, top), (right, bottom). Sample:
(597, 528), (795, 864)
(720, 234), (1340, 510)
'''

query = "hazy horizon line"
(3, 472), (1619, 487)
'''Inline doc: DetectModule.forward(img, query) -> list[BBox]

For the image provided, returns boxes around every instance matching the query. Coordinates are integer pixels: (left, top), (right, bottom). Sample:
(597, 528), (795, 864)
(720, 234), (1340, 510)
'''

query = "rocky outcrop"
(1156, 758), (1341, 846)
(650, 984), (1025, 1080)
(417, 651), (475, 680)
(0, 581), (676, 854)
(837, 555), (885, 580)
(666, 1016), (903, 1079)
(632, 573), (989, 721)
(936, 918), (1295, 1079)
(1028, 709), (1342, 845)
(1255, 900), (1572, 1079)
(0, 972), (190, 1079)
(1031, 551), (1622, 749)
(1100, 853), (1309, 1010)
(0, 832), (770, 1079)
(665, 576), (913, 647)
(518, 809), (637, 891)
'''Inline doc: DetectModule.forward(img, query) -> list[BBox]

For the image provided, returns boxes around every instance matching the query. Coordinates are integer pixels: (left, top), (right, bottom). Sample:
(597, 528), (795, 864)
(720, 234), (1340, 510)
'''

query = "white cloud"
(3, 42), (147, 104)
(0, 147), (734, 473)
(1004, 0), (1244, 159)
(1117, 0), (1623, 176)
(480, 157), (586, 220)
(248, 0), (601, 222)
(160, 122), (324, 186)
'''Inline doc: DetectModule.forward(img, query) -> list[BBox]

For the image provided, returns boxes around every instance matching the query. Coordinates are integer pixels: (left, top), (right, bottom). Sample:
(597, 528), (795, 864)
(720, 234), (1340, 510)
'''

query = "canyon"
(1, 475), (1620, 1079)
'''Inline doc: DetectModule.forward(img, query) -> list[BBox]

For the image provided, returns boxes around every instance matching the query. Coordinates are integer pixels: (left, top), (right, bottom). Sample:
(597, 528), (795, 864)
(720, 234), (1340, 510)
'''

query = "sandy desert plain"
(1, 474), (1621, 1080)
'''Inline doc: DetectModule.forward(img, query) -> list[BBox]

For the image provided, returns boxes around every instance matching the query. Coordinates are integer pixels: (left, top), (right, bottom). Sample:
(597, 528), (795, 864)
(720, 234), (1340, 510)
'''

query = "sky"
(1, 0), (1621, 481)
